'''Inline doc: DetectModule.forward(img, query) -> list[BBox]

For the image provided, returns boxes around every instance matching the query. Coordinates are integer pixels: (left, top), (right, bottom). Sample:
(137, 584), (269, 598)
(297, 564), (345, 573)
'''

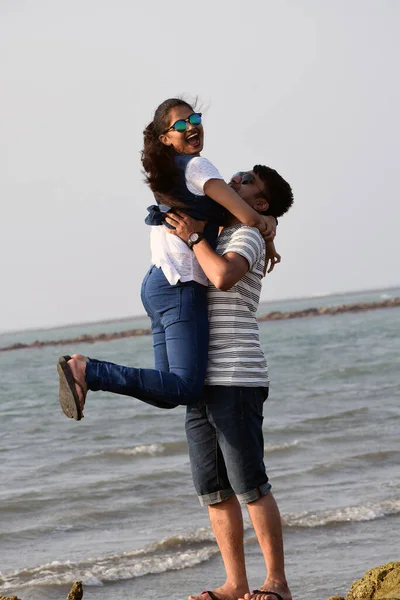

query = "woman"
(57, 98), (277, 420)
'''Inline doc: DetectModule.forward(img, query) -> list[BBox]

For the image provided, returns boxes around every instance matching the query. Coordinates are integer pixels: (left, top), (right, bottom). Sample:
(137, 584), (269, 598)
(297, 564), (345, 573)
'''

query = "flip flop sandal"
(251, 592), (283, 600)
(57, 356), (85, 420)
(192, 592), (220, 600)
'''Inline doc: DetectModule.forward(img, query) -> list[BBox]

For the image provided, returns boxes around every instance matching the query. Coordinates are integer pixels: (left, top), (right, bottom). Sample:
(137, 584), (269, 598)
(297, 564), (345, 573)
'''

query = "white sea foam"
(284, 498), (400, 528)
(0, 529), (217, 591)
(264, 440), (300, 453)
(92, 443), (165, 457)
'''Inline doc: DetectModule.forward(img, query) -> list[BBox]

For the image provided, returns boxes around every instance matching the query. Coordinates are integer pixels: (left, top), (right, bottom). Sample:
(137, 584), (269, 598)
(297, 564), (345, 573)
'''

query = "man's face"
(229, 171), (269, 211)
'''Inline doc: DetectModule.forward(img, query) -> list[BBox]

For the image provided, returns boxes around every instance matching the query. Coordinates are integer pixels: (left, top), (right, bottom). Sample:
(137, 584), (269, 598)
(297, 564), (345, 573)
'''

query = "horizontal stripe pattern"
(205, 225), (269, 387)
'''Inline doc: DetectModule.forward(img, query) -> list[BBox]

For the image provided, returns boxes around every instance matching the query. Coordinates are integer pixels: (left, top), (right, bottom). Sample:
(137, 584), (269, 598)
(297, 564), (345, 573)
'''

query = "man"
(164, 165), (294, 600)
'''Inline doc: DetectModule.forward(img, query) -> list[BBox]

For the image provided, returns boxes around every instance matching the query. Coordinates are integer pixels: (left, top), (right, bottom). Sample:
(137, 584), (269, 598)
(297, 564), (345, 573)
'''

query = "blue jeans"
(85, 266), (209, 407)
(185, 386), (271, 505)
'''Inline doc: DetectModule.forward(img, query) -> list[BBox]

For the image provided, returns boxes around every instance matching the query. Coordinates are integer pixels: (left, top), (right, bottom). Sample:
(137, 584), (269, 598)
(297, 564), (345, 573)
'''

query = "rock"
(345, 562), (400, 599)
(66, 581), (83, 600)
(328, 596), (345, 600)
(0, 596), (22, 600)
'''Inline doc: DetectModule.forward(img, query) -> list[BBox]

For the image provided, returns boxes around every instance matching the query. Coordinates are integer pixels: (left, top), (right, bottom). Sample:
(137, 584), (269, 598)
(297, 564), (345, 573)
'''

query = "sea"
(0, 287), (399, 600)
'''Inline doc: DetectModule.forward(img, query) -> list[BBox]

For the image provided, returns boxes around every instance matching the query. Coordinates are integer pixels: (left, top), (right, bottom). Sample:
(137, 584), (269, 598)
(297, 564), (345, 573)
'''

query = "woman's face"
(159, 105), (204, 154)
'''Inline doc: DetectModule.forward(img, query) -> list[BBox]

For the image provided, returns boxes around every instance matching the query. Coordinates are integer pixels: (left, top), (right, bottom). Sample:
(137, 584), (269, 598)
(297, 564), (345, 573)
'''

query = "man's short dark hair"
(253, 165), (294, 218)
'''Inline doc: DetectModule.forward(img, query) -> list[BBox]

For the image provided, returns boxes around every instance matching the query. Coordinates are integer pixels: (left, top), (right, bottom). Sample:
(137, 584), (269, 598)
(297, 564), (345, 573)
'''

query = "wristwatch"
(187, 232), (204, 249)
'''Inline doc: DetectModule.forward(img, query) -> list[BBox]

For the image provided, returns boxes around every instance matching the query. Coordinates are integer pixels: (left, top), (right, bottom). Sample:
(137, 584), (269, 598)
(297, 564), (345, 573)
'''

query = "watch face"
(189, 232), (199, 243)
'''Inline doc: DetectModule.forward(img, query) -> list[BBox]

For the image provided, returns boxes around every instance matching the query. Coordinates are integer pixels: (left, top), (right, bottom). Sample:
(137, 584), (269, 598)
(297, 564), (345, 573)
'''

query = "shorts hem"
(198, 488), (235, 507)
(237, 482), (272, 505)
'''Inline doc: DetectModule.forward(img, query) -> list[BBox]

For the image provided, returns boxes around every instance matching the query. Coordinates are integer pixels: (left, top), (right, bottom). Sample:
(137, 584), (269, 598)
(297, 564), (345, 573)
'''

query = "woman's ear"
(159, 133), (171, 146)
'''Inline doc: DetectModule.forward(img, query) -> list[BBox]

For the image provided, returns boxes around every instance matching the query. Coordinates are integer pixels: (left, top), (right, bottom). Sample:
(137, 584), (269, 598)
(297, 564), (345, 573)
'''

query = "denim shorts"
(185, 386), (271, 506)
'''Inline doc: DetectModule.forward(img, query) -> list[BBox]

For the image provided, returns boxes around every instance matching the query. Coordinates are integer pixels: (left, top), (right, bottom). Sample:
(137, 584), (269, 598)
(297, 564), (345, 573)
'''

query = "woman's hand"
(164, 210), (207, 243)
(258, 215), (277, 243)
(265, 241), (281, 274)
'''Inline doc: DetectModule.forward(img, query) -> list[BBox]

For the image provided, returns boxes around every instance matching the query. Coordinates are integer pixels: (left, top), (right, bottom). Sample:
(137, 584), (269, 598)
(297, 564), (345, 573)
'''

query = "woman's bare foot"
(71, 353), (89, 363)
(67, 358), (88, 413)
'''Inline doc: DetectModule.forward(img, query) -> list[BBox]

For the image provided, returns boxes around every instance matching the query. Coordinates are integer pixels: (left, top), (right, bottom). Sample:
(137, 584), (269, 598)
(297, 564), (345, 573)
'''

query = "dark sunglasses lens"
(189, 113), (202, 126)
(241, 173), (254, 184)
(174, 120), (187, 132)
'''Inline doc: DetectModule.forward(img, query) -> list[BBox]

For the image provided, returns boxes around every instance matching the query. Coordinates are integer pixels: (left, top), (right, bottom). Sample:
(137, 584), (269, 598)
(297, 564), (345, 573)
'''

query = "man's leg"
(208, 387), (292, 600)
(193, 495), (249, 600)
(185, 393), (250, 600)
(244, 492), (292, 600)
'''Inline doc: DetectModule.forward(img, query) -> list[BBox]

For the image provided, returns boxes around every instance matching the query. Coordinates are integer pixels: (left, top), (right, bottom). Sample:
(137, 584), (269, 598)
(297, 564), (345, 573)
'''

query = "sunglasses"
(164, 112), (202, 134)
(233, 171), (256, 185)
(232, 171), (269, 200)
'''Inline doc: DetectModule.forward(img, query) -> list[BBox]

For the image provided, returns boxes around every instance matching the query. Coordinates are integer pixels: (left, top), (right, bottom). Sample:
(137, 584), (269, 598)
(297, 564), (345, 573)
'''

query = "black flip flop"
(198, 592), (219, 600)
(251, 592), (283, 600)
(57, 356), (84, 420)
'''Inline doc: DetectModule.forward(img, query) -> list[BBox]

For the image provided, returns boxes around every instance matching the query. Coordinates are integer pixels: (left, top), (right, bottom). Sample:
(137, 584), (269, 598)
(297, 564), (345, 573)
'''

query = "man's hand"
(164, 210), (207, 244)
(259, 215), (277, 243)
(265, 241), (281, 274)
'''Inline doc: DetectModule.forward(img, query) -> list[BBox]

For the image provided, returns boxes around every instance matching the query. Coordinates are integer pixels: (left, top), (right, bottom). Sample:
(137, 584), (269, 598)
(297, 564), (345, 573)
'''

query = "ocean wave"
(0, 528), (217, 591)
(90, 441), (187, 459)
(1, 497), (400, 590)
(276, 407), (369, 434)
(301, 407), (368, 424)
(283, 498), (400, 529)
(264, 440), (300, 453)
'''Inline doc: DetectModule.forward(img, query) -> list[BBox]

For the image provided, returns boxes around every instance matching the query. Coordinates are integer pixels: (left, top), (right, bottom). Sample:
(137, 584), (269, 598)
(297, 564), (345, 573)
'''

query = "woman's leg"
(83, 267), (209, 406)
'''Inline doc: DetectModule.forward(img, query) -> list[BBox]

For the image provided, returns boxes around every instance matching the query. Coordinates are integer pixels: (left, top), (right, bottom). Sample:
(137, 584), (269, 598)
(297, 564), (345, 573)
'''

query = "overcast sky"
(1, 0), (399, 333)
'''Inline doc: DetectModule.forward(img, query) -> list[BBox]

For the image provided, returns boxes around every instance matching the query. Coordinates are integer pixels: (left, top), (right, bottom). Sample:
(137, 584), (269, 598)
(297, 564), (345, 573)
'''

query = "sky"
(1, 0), (399, 333)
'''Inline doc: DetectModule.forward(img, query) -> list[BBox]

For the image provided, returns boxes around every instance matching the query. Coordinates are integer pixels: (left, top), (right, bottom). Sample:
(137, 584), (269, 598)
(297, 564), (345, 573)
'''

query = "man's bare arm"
(164, 211), (249, 290)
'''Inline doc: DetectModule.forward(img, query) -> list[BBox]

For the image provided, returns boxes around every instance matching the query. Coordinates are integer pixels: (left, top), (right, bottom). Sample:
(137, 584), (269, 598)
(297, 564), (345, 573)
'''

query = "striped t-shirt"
(204, 224), (269, 387)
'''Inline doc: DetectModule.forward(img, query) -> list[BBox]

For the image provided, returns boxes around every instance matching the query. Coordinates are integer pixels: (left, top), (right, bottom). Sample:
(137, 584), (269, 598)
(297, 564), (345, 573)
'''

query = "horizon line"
(1, 283), (399, 337)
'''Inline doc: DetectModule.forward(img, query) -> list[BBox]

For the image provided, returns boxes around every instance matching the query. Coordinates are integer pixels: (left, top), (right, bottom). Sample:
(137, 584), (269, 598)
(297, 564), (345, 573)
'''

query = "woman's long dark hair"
(141, 98), (194, 195)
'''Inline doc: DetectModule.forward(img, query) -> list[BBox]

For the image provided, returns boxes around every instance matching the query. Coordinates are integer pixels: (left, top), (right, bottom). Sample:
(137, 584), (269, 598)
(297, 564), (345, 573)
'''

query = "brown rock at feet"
(0, 581), (83, 600)
(66, 581), (83, 600)
(328, 561), (400, 600)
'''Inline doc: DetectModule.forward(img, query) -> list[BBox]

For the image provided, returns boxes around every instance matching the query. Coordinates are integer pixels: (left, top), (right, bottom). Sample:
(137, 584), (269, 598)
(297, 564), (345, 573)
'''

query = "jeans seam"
(209, 404), (220, 491)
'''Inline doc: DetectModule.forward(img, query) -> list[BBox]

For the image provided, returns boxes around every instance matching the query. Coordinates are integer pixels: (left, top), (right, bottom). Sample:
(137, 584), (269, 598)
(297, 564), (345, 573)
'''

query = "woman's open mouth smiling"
(186, 131), (201, 148)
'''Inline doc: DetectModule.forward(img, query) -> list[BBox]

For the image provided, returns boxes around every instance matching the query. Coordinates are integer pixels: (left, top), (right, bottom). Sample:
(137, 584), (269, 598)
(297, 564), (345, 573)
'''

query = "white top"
(205, 224), (269, 387)
(150, 156), (224, 286)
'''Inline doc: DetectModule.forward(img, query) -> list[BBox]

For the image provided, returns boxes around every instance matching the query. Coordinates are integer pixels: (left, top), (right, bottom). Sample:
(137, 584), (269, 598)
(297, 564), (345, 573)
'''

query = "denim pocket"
(240, 388), (265, 422)
(159, 285), (182, 327)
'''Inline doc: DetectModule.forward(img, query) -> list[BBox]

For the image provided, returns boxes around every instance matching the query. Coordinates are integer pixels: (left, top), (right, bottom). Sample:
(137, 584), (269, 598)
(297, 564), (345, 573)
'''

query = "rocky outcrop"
(257, 297), (400, 322)
(1, 297), (399, 353)
(0, 581), (82, 600)
(66, 581), (83, 600)
(328, 561), (400, 600)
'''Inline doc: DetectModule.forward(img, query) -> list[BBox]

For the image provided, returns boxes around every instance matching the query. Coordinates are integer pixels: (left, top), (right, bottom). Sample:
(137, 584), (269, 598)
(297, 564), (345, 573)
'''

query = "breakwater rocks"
(257, 296), (400, 322)
(328, 561), (400, 599)
(1, 297), (399, 353)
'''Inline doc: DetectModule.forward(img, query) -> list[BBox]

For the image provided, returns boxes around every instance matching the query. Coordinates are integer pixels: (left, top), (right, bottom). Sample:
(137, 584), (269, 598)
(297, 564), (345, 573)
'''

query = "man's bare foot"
(67, 358), (87, 413)
(238, 579), (292, 600)
(189, 582), (249, 600)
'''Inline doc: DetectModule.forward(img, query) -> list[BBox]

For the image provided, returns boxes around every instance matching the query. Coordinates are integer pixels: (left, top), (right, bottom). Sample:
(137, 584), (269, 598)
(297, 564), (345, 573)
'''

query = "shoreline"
(1, 297), (399, 353)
